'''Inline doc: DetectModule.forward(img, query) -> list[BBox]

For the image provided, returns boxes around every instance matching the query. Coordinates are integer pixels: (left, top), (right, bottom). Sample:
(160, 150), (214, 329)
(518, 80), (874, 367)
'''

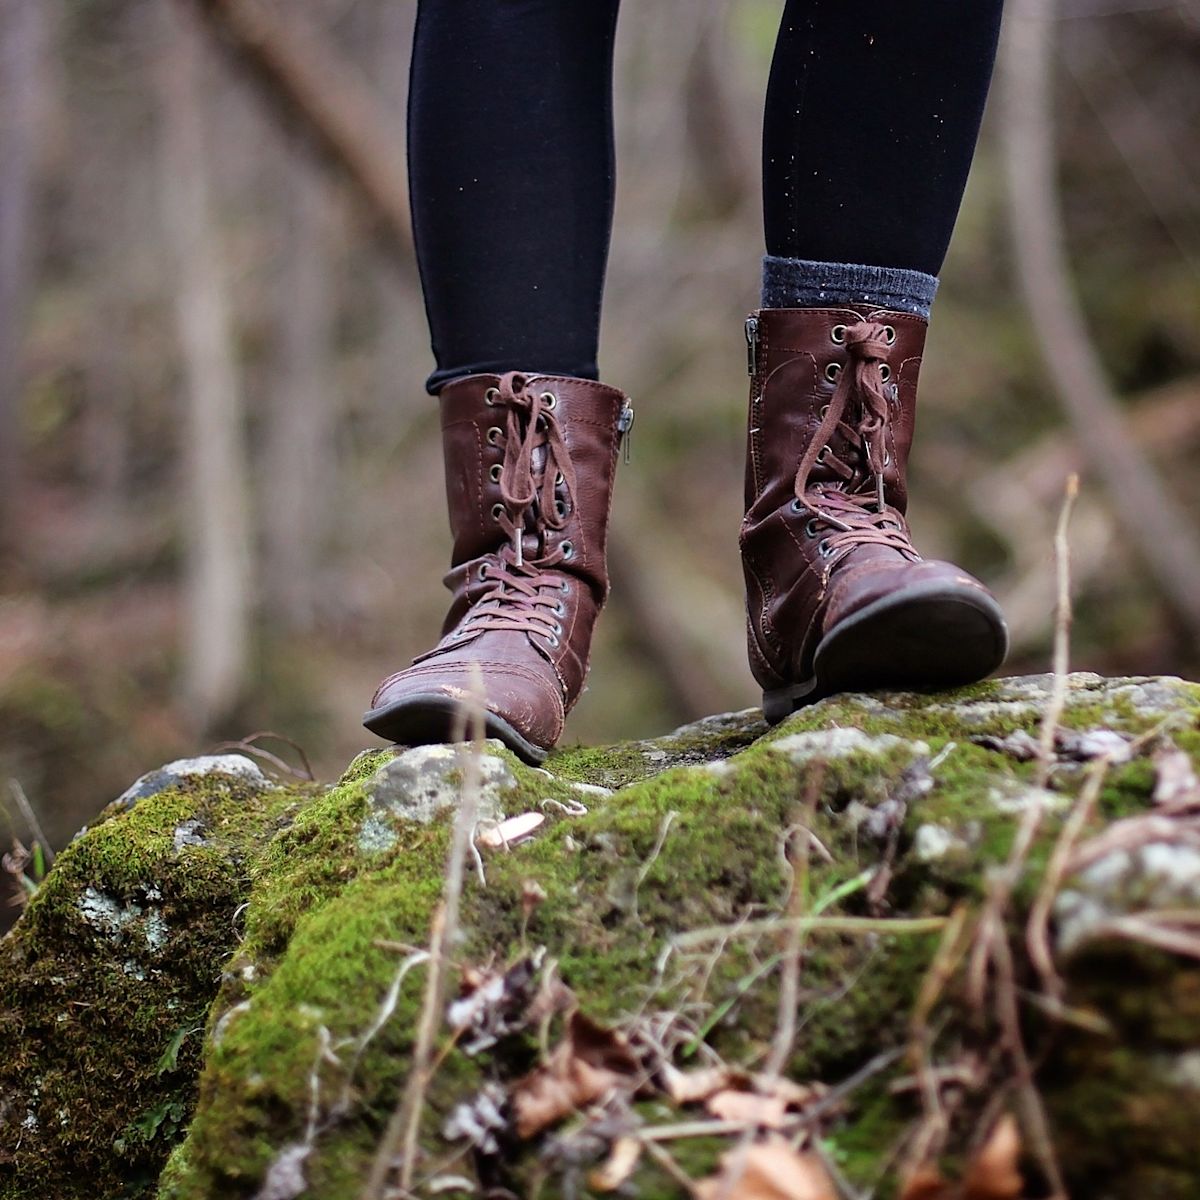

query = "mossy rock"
(4, 675), (1200, 1199)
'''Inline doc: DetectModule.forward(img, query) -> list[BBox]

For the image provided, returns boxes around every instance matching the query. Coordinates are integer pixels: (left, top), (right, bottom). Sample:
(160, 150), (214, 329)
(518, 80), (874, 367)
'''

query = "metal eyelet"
(484, 387), (500, 406)
(489, 464), (502, 483)
(831, 325), (847, 344)
(884, 325), (896, 345)
(884, 451), (892, 467)
(818, 539), (834, 558)
(790, 498), (803, 514)
(819, 404), (830, 418)
(486, 427), (502, 446)
(553, 600), (566, 617)
(878, 364), (891, 383)
(545, 633), (560, 648)
(551, 620), (563, 636)
(555, 500), (568, 519)
(554, 470), (565, 486)
(561, 540), (575, 560)
(824, 362), (841, 383)
(491, 503), (505, 521)
(816, 445), (830, 464)
(559, 580), (570, 594)
(805, 518), (821, 538)
(477, 563), (489, 581)
(541, 391), (558, 409)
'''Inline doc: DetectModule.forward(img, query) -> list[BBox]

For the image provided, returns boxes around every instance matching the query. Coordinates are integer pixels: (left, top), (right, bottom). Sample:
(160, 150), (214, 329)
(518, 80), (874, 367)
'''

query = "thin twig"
(763, 769), (822, 1080)
(211, 730), (316, 780)
(671, 915), (948, 952)
(1025, 755), (1110, 998)
(631, 810), (680, 925)
(1082, 915), (1200, 960)
(639, 1136), (701, 1194)
(1035, 472), (1080, 790)
(7, 780), (53, 866)
(991, 927), (1068, 1199)
(790, 1047), (907, 1135)
(903, 904), (972, 1174)
(811, 1134), (866, 1200)
(360, 666), (487, 1200)
(335, 951), (430, 1118)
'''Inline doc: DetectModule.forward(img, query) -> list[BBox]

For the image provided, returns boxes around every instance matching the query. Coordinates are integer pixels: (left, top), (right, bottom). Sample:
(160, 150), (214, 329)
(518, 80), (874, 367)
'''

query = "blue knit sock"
(761, 255), (938, 318)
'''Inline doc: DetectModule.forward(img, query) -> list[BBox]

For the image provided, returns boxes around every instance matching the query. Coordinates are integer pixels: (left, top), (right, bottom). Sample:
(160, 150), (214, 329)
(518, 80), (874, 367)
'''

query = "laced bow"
(456, 372), (577, 645)
(791, 320), (918, 560)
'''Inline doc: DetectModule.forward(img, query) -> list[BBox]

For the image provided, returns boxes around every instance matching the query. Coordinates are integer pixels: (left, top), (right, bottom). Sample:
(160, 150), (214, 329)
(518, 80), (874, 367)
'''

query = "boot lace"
(791, 320), (919, 561)
(454, 372), (577, 648)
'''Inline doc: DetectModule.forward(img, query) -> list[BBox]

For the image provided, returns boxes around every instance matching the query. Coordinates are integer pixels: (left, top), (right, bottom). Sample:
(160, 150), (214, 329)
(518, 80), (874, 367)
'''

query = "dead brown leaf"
(446, 953), (572, 1056)
(510, 1011), (643, 1139)
(899, 1115), (1024, 1200)
(694, 1138), (837, 1200)
(587, 1135), (643, 1192)
(750, 1075), (825, 1110)
(660, 1062), (733, 1105)
(963, 1115), (1023, 1200)
(705, 1089), (790, 1129)
(898, 1168), (953, 1200)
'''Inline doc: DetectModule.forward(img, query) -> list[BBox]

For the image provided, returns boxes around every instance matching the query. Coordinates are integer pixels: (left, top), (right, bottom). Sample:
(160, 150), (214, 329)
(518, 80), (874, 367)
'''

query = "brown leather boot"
(741, 306), (1008, 724)
(365, 370), (633, 763)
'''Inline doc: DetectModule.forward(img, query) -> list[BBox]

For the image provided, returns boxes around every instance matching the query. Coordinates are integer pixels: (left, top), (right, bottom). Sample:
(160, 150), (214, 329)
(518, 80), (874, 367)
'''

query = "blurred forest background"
(0, 0), (1198, 879)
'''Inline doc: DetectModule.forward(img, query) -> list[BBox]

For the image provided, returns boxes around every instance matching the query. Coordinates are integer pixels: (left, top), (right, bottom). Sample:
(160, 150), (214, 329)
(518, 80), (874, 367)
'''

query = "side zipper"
(745, 314), (760, 377)
(618, 401), (635, 464)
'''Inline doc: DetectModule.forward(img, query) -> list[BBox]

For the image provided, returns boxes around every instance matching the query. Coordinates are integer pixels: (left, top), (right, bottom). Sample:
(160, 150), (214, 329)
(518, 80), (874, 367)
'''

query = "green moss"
(7, 675), (1200, 1199)
(0, 768), (301, 1200)
(336, 749), (397, 786)
(546, 741), (659, 789)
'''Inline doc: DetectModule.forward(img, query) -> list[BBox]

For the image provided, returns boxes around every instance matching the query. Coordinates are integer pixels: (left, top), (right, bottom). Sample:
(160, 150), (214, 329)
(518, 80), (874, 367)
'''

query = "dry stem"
(1035, 472), (1079, 790)
(360, 666), (487, 1200)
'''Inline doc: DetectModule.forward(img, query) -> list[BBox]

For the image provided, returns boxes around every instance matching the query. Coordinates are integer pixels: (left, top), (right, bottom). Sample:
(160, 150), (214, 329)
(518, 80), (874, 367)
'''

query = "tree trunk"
(262, 147), (335, 631)
(0, 0), (48, 558)
(156, 4), (253, 729)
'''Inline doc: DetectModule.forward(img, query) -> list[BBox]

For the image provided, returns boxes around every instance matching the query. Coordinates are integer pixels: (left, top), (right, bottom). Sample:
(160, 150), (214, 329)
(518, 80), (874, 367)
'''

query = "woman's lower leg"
(407, 0), (621, 393)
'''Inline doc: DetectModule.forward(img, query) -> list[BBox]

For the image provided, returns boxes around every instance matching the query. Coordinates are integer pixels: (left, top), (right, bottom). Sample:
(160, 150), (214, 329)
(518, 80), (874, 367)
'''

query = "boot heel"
(761, 679), (819, 724)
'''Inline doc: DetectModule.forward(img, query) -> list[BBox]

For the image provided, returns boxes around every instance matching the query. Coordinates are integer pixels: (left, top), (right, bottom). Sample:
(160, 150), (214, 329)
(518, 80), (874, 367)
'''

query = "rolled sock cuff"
(761, 255), (938, 318)
(425, 358), (601, 396)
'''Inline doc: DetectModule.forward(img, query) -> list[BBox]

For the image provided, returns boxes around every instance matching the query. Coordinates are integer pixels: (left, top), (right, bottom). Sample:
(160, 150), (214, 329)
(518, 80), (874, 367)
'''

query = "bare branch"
(181, 0), (413, 269)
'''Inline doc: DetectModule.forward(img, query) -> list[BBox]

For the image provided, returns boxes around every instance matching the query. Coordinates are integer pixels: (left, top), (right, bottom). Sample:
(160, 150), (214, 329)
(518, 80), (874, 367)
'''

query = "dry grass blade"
(360, 663), (488, 1200)
(1024, 755), (1110, 999)
(1034, 472), (1079, 791)
(631, 809), (680, 925)
(210, 730), (316, 781)
(990, 932), (1065, 1200)
(902, 905), (973, 1174)
(7, 779), (53, 866)
(1085, 914), (1200, 960)
(672, 916), (948, 953)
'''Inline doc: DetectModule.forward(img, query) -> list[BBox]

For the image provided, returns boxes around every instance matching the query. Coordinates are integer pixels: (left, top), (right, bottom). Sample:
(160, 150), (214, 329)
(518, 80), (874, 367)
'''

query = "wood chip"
(477, 812), (545, 849)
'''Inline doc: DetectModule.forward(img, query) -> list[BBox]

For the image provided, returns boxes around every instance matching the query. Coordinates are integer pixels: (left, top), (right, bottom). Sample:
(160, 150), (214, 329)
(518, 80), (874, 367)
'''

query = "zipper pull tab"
(745, 315), (760, 377)
(618, 401), (635, 464)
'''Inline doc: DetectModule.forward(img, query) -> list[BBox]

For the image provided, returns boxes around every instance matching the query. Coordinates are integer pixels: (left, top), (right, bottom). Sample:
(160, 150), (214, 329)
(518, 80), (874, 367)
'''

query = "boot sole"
(362, 694), (550, 766)
(761, 581), (1009, 725)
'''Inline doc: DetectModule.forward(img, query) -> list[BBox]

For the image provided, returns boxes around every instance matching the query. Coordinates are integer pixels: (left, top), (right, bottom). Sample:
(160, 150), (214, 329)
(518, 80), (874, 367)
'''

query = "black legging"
(408, 0), (1004, 393)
